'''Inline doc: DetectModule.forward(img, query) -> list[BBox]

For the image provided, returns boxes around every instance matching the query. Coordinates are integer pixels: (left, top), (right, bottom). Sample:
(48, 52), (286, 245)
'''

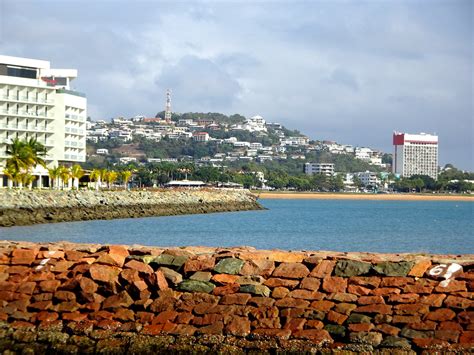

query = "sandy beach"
(257, 192), (474, 201)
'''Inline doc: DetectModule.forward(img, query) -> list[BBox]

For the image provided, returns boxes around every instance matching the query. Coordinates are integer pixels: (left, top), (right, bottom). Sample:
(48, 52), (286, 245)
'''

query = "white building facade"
(0, 55), (87, 187)
(393, 132), (438, 179)
(304, 163), (335, 176)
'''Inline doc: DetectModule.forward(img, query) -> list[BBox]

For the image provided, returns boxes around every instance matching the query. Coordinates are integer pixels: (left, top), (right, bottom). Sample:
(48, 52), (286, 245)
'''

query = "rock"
(225, 316), (251, 336)
(39, 280), (61, 293)
(89, 264), (120, 283)
(408, 260), (432, 277)
(95, 253), (125, 267)
(373, 262), (415, 277)
(240, 259), (275, 277)
(178, 280), (215, 293)
(335, 260), (372, 277)
(159, 267), (183, 285)
(239, 284), (271, 297)
(310, 260), (336, 278)
(236, 275), (264, 285)
(124, 260), (153, 274)
(183, 257), (215, 273)
(79, 277), (98, 294)
(300, 277), (321, 290)
(102, 291), (134, 309)
(213, 258), (245, 275)
(148, 254), (174, 267)
(11, 248), (37, 265)
(272, 262), (310, 279)
(400, 328), (433, 339)
(322, 276), (347, 293)
(349, 331), (383, 346)
(380, 336), (412, 349)
(347, 313), (372, 324)
(189, 271), (212, 282)
(220, 293), (252, 305)
(154, 270), (169, 290)
(212, 274), (239, 284)
(292, 329), (333, 344)
(324, 324), (346, 338)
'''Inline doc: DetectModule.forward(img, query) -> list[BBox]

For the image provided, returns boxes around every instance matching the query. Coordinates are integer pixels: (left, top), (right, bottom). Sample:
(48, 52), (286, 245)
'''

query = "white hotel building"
(0, 55), (87, 187)
(393, 132), (438, 179)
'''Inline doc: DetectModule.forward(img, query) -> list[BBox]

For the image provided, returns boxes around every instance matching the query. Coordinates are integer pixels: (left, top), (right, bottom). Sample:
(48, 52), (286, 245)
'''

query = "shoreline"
(0, 189), (263, 227)
(257, 191), (474, 201)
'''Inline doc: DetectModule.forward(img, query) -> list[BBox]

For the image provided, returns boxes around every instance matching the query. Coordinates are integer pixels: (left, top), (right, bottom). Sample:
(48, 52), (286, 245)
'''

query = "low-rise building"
(192, 132), (209, 142)
(355, 171), (380, 187)
(304, 163), (335, 176)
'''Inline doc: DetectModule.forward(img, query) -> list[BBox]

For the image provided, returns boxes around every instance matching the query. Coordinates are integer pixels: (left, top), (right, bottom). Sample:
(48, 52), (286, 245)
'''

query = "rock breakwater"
(0, 241), (472, 353)
(0, 189), (263, 227)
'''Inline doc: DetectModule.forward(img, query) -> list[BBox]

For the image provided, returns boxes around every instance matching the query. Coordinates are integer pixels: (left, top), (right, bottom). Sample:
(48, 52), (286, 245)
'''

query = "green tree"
(58, 166), (71, 189)
(104, 170), (118, 189)
(90, 169), (102, 190)
(120, 170), (133, 189)
(48, 166), (62, 189)
(70, 164), (85, 190)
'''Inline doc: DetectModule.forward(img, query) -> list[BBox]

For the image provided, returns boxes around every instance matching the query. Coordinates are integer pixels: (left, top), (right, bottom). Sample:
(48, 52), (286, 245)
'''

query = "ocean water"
(0, 199), (473, 254)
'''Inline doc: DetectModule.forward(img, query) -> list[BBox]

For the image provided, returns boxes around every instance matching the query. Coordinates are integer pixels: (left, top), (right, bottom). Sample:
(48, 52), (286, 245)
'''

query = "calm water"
(1, 199), (473, 254)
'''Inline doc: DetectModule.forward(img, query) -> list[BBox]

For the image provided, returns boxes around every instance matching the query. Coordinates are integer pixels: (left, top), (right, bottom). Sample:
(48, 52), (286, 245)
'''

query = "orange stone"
(310, 260), (335, 278)
(408, 260), (432, 277)
(322, 277), (347, 293)
(272, 263), (310, 279)
(212, 274), (239, 284)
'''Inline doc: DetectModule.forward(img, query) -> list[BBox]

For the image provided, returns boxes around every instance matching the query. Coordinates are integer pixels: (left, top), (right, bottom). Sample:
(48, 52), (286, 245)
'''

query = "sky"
(1, 0), (472, 169)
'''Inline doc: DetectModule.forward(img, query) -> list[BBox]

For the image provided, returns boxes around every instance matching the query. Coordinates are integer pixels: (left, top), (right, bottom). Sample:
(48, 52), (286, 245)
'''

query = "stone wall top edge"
(1, 240), (473, 264)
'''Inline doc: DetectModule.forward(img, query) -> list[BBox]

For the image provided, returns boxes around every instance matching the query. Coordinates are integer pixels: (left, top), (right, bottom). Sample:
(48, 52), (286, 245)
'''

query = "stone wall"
(0, 189), (263, 227)
(0, 242), (473, 353)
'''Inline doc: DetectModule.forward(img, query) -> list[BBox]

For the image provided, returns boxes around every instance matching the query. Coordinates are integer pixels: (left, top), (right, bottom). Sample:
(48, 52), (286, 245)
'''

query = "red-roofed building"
(193, 132), (210, 142)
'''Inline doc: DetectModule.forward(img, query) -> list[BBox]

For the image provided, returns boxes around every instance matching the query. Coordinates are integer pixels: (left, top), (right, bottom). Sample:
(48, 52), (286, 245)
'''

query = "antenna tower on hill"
(164, 89), (172, 122)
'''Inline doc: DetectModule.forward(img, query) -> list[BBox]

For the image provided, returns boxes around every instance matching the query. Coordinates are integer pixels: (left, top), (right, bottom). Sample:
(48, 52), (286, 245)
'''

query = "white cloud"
(0, 0), (471, 168)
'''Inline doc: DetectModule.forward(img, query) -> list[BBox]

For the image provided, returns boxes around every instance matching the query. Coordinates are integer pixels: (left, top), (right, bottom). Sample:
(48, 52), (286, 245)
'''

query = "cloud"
(0, 0), (471, 168)
(154, 56), (242, 113)
(324, 69), (359, 91)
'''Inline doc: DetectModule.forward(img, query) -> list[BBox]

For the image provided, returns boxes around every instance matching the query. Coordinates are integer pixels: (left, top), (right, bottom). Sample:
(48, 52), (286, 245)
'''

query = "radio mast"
(164, 89), (172, 122)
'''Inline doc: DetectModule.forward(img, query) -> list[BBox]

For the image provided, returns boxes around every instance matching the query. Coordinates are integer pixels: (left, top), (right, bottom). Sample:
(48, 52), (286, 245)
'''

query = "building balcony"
(65, 113), (85, 122)
(64, 141), (85, 148)
(0, 123), (54, 132)
(0, 95), (55, 106)
(65, 127), (85, 135)
(63, 154), (85, 161)
(0, 109), (54, 119)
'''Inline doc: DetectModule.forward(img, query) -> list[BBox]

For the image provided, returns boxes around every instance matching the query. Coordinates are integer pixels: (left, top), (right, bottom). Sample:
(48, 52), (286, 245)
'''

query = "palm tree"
(20, 173), (36, 190)
(6, 138), (30, 173)
(120, 170), (133, 190)
(90, 169), (101, 190)
(3, 165), (20, 188)
(104, 170), (118, 189)
(99, 169), (108, 189)
(25, 137), (46, 169)
(5, 138), (47, 188)
(58, 166), (71, 189)
(48, 166), (61, 189)
(70, 164), (84, 190)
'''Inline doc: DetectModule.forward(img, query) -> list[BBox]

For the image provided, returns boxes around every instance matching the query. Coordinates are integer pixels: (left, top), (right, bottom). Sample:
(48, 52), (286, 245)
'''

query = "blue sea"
(1, 199), (473, 254)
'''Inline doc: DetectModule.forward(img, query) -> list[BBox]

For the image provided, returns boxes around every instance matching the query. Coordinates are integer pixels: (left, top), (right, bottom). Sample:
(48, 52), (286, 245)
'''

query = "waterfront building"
(0, 55), (87, 187)
(304, 163), (335, 176)
(355, 171), (380, 187)
(392, 132), (438, 179)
